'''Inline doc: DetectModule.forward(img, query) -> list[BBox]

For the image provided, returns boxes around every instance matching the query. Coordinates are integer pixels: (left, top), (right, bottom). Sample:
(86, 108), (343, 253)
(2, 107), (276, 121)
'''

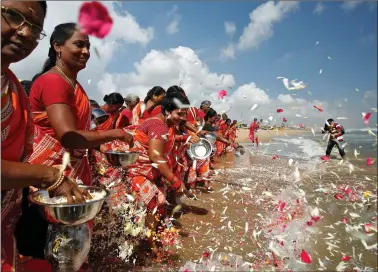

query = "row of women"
(1, 1), (239, 271)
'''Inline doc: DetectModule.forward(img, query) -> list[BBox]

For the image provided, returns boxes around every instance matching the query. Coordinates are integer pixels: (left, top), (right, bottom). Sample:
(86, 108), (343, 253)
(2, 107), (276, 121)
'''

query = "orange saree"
(215, 121), (227, 157)
(28, 82), (92, 185)
(1, 69), (34, 272)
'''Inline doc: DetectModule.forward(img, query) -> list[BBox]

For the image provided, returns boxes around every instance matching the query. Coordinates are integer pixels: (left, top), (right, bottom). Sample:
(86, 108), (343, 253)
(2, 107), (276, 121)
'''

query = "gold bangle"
(47, 172), (65, 192)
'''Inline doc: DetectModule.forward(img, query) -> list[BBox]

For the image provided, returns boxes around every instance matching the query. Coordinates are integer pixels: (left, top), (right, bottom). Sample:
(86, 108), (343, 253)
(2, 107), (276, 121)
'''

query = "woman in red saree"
(127, 92), (195, 252)
(215, 118), (231, 157)
(115, 93), (140, 129)
(1, 2), (88, 271)
(224, 120), (237, 153)
(25, 23), (132, 271)
(249, 118), (260, 146)
(131, 86), (166, 125)
(28, 23), (132, 185)
(95, 92), (124, 131)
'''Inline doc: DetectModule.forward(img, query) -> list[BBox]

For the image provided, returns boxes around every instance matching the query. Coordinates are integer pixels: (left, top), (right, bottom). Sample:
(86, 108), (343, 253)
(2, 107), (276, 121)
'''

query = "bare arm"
(46, 104), (132, 149)
(214, 131), (234, 146)
(1, 159), (58, 190)
(148, 139), (176, 182)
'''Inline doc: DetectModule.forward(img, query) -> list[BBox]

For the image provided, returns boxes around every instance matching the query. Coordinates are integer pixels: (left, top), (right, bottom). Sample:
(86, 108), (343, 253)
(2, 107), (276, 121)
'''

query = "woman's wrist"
(39, 166), (60, 189)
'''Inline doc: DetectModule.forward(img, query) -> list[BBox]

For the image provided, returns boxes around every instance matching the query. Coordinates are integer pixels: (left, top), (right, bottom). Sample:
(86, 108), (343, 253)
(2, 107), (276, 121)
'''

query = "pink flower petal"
(300, 249), (312, 264)
(279, 201), (286, 211)
(272, 155), (279, 160)
(321, 155), (330, 161)
(217, 90), (227, 100)
(341, 217), (348, 224)
(364, 223), (373, 233)
(277, 108), (283, 113)
(334, 193), (344, 200)
(366, 157), (373, 166)
(363, 112), (372, 125)
(78, 1), (113, 39)
(341, 255), (351, 262)
(306, 220), (313, 226)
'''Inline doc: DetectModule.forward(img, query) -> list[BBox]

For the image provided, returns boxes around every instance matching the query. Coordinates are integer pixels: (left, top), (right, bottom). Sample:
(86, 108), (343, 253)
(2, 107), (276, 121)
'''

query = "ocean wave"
(275, 137), (324, 159)
(346, 128), (377, 133)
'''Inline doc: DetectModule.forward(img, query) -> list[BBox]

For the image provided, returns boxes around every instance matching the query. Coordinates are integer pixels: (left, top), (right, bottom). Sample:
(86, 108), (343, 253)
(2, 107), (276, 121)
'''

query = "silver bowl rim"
(28, 185), (110, 208)
(188, 138), (213, 159)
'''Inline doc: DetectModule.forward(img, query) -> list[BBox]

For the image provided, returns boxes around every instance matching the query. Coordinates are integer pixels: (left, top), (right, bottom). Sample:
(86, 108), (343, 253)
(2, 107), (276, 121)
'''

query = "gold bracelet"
(47, 172), (65, 192)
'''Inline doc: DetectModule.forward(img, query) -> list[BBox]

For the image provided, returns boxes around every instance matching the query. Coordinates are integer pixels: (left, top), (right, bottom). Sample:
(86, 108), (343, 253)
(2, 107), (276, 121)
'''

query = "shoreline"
(236, 128), (309, 144)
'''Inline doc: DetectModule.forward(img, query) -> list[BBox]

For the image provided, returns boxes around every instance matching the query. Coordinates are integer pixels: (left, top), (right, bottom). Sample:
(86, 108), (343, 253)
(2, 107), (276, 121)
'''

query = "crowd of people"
(1, 1), (240, 270)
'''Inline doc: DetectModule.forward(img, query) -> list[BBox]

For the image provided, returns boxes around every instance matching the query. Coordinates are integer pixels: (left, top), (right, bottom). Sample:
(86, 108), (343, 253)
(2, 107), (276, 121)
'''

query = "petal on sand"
(300, 249), (312, 264)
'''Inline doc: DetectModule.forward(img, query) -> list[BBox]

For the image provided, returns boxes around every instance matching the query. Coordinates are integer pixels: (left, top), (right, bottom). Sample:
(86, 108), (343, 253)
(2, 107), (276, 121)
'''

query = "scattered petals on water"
(300, 249), (312, 264)
(78, 1), (113, 39)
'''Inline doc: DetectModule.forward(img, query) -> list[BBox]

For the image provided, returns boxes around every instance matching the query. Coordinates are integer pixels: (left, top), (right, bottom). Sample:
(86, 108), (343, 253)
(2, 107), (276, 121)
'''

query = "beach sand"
(236, 128), (308, 144)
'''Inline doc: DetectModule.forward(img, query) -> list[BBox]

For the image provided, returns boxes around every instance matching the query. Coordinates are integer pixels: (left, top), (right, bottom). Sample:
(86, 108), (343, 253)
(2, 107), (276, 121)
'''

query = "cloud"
(237, 1), (299, 51)
(220, 44), (236, 60)
(341, 1), (363, 11)
(166, 5), (181, 35)
(11, 1), (154, 99)
(166, 15), (181, 35)
(224, 21), (236, 37)
(313, 2), (326, 15)
(220, 1), (298, 60)
(276, 52), (294, 63)
(96, 45), (353, 127)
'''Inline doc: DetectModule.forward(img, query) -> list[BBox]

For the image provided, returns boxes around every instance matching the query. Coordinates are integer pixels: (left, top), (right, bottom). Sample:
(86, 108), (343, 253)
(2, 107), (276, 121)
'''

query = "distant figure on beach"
(322, 118), (346, 159)
(249, 118), (260, 146)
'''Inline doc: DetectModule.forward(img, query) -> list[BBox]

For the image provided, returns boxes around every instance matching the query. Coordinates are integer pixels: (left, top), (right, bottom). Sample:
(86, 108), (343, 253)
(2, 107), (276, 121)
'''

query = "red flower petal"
(363, 112), (372, 125)
(277, 108), (283, 113)
(78, 1), (113, 39)
(272, 155), (279, 160)
(334, 193), (344, 200)
(300, 249), (312, 264)
(306, 220), (313, 226)
(279, 201), (286, 211)
(342, 217), (348, 224)
(217, 90), (227, 100)
(342, 255), (351, 262)
(366, 157), (373, 166)
(364, 223), (373, 233)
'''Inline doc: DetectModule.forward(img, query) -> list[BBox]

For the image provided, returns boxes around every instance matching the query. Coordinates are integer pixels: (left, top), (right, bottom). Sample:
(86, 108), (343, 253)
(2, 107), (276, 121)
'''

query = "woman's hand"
(189, 134), (201, 143)
(197, 130), (208, 136)
(233, 143), (239, 148)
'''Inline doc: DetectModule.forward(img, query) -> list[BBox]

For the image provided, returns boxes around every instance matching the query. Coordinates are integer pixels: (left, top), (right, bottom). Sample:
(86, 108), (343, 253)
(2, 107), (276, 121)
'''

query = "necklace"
(54, 66), (76, 90)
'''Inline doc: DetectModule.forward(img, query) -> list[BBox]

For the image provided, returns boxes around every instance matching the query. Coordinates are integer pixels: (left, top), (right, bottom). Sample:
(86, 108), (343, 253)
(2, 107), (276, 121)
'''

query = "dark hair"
(38, 1), (47, 17)
(327, 118), (334, 123)
(226, 118), (231, 123)
(33, 23), (77, 80)
(205, 108), (217, 121)
(89, 99), (100, 108)
(103, 92), (124, 105)
(20, 80), (33, 97)
(143, 86), (166, 104)
(151, 91), (190, 114)
(166, 85), (187, 99)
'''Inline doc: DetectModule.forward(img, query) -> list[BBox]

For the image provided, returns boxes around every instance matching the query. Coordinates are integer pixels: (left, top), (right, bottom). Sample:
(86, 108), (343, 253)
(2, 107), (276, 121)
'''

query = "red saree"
(215, 121), (227, 157)
(1, 69), (34, 272)
(95, 111), (118, 131)
(131, 102), (162, 125)
(28, 80), (92, 186)
(127, 118), (175, 212)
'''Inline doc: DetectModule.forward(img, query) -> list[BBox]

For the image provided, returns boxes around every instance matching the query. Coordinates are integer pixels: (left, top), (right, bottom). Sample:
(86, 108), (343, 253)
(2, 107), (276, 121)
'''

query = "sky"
(11, 1), (377, 129)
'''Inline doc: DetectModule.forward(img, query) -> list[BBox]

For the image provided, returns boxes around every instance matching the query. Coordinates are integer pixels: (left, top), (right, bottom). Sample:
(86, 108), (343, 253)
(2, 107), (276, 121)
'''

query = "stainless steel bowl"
(29, 186), (109, 226)
(90, 108), (109, 130)
(235, 146), (245, 157)
(204, 133), (217, 146)
(187, 138), (213, 160)
(105, 150), (139, 167)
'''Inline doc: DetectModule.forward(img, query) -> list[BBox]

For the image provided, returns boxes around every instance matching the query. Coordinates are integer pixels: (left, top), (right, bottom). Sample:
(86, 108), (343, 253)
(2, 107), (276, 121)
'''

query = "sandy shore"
(236, 128), (309, 144)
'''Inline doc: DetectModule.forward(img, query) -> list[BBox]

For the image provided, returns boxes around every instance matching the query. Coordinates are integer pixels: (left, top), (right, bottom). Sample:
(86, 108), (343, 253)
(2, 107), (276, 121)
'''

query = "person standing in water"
(249, 118), (260, 146)
(322, 118), (346, 159)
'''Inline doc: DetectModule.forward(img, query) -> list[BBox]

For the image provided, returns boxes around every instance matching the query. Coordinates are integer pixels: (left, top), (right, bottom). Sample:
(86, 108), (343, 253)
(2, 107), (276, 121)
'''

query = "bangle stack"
(47, 172), (65, 192)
